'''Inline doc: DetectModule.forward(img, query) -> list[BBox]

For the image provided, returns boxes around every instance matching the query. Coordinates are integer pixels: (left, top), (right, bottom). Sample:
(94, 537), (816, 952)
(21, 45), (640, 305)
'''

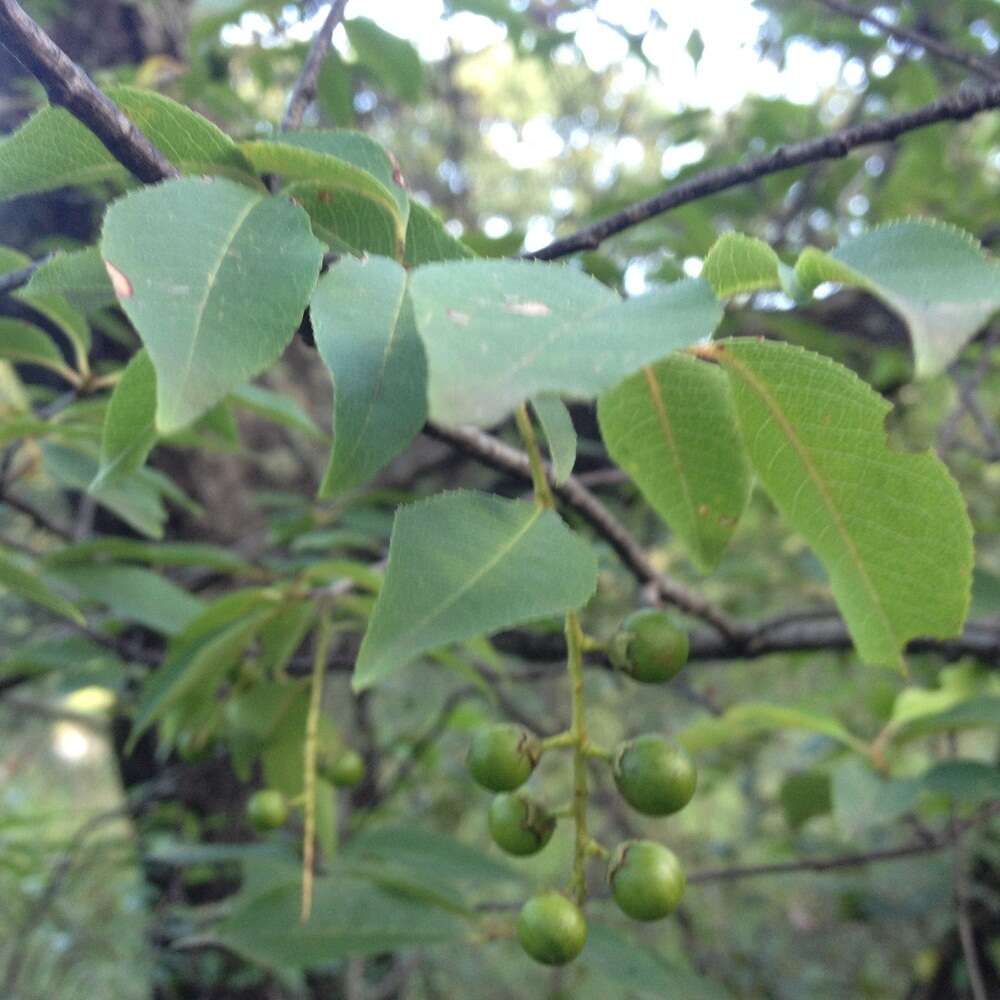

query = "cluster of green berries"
(244, 745), (365, 832)
(468, 610), (696, 966)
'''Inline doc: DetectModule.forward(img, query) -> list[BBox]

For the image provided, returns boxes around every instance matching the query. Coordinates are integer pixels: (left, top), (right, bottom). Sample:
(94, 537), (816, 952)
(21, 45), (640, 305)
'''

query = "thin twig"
(528, 82), (1000, 259)
(0, 0), (177, 184)
(813, 0), (1000, 83)
(282, 0), (350, 131)
(425, 422), (744, 641)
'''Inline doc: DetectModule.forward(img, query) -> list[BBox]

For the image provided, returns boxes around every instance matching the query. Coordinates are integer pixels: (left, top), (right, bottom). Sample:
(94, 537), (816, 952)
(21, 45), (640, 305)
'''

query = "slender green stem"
(301, 609), (333, 922)
(541, 731), (575, 750)
(565, 611), (590, 905)
(514, 403), (555, 509)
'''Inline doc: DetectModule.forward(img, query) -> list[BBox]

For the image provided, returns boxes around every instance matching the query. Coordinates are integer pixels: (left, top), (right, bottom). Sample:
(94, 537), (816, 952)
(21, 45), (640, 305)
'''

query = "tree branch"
(528, 82), (1000, 260)
(813, 0), (1000, 84)
(282, 0), (350, 131)
(0, 0), (177, 184)
(425, 421), (744, 641)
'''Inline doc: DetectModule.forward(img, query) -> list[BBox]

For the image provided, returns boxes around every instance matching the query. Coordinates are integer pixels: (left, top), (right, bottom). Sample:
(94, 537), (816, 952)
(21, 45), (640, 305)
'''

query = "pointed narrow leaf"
(702, 232), (781, 298)
(0, 547), (85, 625)
(101, 177), (324, 433)
(312, 255), (427, 497)
(92, 350), (157, 490)
(0, 319), (69, 374)
(229, 383), (324, 440)
(404, 201), (473, 266)
(531, 395), (576, 484)
(794, 220), (1000, 377)
(409, 262), (723, 425)
(354, 491), (598, 690)
(715, 338), (973, 667)
(598, 354), (751, 572)
(345, 18), (424, 101)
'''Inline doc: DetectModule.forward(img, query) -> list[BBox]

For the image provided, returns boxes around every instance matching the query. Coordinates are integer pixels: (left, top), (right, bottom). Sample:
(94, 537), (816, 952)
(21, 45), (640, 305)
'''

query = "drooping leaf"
(345, 18), (424, 101)
(353, 491), (598, 690)
(0, 547), (85, 625)
(531, 395), (576, 484)
(408, 261), (723, 425)
(311, 255), (427, 497)
(794, 220), (1000, 377)
(0, 319), (70, 375)
(702, 232), (781, 298)
(0, 86), (257, 201)
(229, 383), (324, 441)
(714, 338), (973, 667)
(130, 590), (280, 743)
(101, 177), (324, 433)
(25, 247), (118, 314)
(598, 354), (751, 572)
(47, 563), (204, 636)
(45, 536), (254, 573)
(92, 350), (157, 490)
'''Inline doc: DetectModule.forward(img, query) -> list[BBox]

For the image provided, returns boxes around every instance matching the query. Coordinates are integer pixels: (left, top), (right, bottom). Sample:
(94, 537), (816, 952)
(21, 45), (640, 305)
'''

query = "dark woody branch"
(282, 0), (350, 131)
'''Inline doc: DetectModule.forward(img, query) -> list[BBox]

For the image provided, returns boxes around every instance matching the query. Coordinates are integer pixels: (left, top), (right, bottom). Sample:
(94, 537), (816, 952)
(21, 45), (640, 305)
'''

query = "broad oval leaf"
(714, 338), (973, 667)
(794, 220), (1000, 377)
(101, 177), (324, 433)
(408, 261), (723, 425)
(702, 232), (781, 298)
(598, 354), (751, 572)
(311, 255), (427, 497)
(353, 490), (598, 690)
(404, 201), (474, 266)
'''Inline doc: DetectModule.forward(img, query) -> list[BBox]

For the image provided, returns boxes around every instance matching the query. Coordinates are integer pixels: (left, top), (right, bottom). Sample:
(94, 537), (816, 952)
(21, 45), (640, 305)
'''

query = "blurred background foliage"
(1, 1), (999, 998)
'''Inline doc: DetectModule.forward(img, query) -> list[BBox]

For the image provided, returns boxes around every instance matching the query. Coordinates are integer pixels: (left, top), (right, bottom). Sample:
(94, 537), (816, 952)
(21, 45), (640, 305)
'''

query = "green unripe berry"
(488, 793), (556, 856)
(517, 892), (587, 966)
(327, 748), (364, 788)
(467, 723), (541, 792)
(609, 609), (689, 684)
(609, 840), (686, 921)
(613, 734), (697, 816)
(246, 789), (288, 831)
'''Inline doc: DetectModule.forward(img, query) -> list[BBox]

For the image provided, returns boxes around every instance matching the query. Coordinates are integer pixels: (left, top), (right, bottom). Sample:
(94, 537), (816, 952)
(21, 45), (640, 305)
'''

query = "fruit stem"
(541, 731), (575, 750)
(514, 403), (556, 510)
(565, 610), (589, 905)
(581, 742), (613, 762)
(301, 609), (333, 923)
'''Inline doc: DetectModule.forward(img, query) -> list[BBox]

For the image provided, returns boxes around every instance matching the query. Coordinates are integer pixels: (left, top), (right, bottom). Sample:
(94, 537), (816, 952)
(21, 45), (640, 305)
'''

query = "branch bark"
(0, 0), (177, 184)
(282, 0), (350, 132)
(528, 82), (1000, 260)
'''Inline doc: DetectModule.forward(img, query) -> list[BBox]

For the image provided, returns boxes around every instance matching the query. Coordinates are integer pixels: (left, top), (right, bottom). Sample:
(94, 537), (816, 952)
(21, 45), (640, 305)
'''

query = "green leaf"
(0, 319), (70, 375)
(678, 702), (868, 755)
(229, 383), (324, 440)
(45, 537), (254, 573)
(311, 255), (427, 497)
(892, 696), (1000, 743)
(780, 771), (833, 830)
(408, 262), (723, 425)
(345, 18), (424, 101)
(0, 547), (85, 625)
(598, 354), (751, 572)
(213, 876), (463, 968)
(715, 338), (972, 668)
(238, 140), (405, 248)
(354, 491), (598, 690)
(531, 395), (576, 484)
(46, 563), (204, 636)
(14, 291), (91, 367)
(0, 87), (257, 201)
(92, 350), (157, 490)
(130, 590), (279, 744)
(25, 248), (117, 314)
(794, 220), (1000, 377)
(702, 232), (781, 298)
(831, 758), (920, 837)
(101, 177), (324, 433)
(920, 760), (1000, 804)
(404, 201), (474, 266)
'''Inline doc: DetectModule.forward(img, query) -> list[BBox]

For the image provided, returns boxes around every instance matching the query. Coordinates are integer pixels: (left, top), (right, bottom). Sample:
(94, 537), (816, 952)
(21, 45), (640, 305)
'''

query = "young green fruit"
(609, 840), (686, 921)
(467, 723), (541, 792)
(517, 892), (587, 966)
(488, 792), (556, 856)
(613, 734), (697, 816)
(246, 789), (288, 831)
(327, 748), (364, 788)
(609, 609), (688, 683)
